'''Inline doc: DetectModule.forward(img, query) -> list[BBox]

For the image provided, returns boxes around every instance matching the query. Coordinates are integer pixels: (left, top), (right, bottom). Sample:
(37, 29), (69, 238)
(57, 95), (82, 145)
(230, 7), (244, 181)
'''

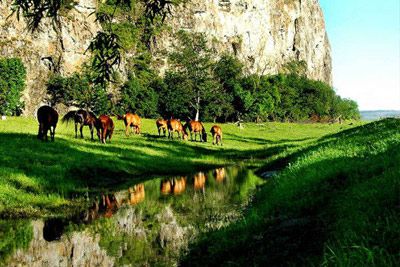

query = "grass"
(0, 117), (356, 218)
(181, 118), (400, 266)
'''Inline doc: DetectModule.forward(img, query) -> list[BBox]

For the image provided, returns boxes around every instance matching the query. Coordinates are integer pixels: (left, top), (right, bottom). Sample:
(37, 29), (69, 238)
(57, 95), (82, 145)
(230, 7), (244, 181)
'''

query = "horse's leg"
(125, 124), (129, 136)
(80, 124), (84, 138)
(89, 124), (94, 140)
(44, 125), (49, 141)
(102, 128), (107, 144)
(38, 123), (42, 140)
(75, 123), (78, 138)
(158, 127), (161, 136)
(213, 134), (216, 145)
(108, 129), (113, 143)
(220, 134), (223, 146)
(51, 125), (56, 141)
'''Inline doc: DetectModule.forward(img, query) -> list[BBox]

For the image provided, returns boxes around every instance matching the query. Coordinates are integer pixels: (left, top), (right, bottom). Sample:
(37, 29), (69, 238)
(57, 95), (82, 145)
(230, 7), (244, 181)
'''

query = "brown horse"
(210, 125), (223, 145)
(117, 113), (141, 136)
(83, 194), (119, 222)
(37, 105), (59, 141)
(62, 109), (97, 140)
(184, 120), (207, 142)
(156, 118), (168, 137)
(167, 119), (188, 140)
(95, 115), (114, 144)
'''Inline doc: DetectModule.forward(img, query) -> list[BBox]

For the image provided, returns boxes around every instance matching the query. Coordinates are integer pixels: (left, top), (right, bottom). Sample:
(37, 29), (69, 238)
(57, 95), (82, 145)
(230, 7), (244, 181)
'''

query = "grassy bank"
(0, 117), (355, 218)
(181, 118), (400, 266)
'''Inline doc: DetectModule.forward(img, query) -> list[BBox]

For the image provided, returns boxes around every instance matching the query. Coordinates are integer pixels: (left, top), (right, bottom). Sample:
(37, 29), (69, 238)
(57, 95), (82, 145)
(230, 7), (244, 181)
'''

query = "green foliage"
(46, 71), (112, 114)
(10, 0), (76, 31)
(117, 74), (159, 117)
(0, 58), (26, 116)
(166, 30), (219, 120)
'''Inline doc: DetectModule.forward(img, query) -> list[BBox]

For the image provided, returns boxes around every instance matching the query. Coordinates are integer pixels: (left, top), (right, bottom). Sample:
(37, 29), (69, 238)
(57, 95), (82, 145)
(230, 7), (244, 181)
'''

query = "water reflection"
(2, 166), (265, 266)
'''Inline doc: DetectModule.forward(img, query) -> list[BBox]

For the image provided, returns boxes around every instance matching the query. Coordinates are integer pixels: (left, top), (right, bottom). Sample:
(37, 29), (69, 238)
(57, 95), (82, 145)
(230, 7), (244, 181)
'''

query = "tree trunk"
(194, 95), (200, 121)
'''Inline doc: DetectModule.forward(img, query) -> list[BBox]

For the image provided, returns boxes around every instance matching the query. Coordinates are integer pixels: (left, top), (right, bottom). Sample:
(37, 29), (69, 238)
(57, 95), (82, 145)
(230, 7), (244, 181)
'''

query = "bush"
(0, 58), (26, 115)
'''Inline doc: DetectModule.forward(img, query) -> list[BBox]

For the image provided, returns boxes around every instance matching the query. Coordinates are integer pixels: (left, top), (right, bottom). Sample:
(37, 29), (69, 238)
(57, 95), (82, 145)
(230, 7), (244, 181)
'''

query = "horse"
(117, 113), (141, 136)
(95, 115), (114, 144)
(156, 118), (168, 137)
(62, 109), (97, 140)
(210, 125), (223, 145)
(37, 105), (59, 141)
(167, 119), (188, 140)
(184, 120), (207, 142)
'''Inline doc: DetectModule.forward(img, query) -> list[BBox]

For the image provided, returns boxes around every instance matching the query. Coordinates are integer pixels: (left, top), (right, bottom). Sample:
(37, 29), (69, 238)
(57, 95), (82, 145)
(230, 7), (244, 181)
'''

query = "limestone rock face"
(0, 0), (101, 115)
(163, 0), (332, 84)
(0, 0), (331, 115)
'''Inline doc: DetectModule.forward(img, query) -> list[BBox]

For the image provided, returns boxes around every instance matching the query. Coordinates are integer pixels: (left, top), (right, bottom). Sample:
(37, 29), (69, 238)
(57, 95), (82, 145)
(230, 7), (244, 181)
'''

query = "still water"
(1, 166), (264, 266)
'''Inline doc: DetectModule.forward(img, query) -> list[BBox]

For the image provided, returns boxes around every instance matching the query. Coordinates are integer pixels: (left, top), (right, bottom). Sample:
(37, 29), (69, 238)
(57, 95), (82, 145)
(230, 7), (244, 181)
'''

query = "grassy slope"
(0, 117), (354, 218)
(181, 118), (400, 266)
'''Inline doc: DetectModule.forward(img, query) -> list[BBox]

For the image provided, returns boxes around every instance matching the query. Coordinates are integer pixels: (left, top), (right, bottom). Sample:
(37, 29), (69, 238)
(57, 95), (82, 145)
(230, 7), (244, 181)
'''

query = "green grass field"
(0, 117), (399, 265)
(182, 118), (400, 266)
(0, 117), (356, 217)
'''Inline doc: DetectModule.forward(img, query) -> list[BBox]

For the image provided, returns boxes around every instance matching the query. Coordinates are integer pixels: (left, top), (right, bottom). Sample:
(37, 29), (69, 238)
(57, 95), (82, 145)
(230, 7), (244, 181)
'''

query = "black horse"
(37, 105), (59, 141)
(62, 109), (97, 140)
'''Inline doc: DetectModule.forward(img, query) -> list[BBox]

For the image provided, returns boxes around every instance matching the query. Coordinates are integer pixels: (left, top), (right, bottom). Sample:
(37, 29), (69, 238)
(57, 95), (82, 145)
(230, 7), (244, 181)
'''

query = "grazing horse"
(62, 109), (97, 140)
(167, 119), (188, 140)
(95, 115), (114, 144)
(184, 120), (207, 142)
(117, 113), (141, 136)
(37, 105), (58, 141)
(210, 125), (223, 145)
(156, 118), (168, 137)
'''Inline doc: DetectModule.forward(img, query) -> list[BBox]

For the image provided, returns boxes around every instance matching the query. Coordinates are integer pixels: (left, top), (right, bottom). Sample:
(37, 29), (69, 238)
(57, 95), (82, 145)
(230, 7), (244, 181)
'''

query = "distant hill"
(360, 110), (400, 121)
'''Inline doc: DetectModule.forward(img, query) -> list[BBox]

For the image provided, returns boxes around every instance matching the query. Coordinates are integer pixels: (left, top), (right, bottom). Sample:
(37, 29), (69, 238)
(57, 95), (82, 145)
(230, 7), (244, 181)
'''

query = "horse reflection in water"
(194, 172), (206, 191)
(83, 183), (145, 222)
(214, 168), (226, 183)
(160, 177), (187, 195)
(127, 183), (145, 205)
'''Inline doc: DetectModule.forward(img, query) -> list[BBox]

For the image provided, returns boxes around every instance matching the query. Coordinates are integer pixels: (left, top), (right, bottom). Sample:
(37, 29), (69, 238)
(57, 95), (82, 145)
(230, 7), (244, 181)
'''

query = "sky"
(319, 0), (400, 111)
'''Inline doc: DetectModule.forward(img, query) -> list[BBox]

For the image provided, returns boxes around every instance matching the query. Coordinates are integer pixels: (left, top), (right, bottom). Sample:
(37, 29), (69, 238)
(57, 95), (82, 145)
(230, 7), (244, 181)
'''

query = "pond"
(0, 166), (265, 266)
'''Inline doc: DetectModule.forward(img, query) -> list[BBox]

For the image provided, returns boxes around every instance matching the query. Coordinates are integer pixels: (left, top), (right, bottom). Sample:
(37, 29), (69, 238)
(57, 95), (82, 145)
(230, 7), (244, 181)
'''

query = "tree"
(168, 30), (217, 121)
(0, 58), (26, 115)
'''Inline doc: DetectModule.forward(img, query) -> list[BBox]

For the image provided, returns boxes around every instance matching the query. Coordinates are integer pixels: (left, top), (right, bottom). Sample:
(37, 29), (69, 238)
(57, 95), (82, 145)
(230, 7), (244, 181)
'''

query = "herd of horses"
(36, 105), (223, 145)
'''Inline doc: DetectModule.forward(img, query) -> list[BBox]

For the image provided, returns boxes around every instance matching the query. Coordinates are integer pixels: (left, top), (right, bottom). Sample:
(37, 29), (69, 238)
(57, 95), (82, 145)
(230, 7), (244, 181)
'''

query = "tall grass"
(182, 119), (400, 266)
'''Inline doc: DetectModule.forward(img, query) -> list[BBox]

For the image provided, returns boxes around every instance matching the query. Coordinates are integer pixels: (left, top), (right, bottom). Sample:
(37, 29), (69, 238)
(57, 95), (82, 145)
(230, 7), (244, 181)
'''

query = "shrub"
(0, 58), (26, 115)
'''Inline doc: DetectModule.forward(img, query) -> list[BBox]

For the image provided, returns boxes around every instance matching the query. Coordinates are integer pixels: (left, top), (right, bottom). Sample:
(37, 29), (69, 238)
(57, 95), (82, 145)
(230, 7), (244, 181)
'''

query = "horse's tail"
(200, 122), (206, 133)
(62, 110), (77, 124)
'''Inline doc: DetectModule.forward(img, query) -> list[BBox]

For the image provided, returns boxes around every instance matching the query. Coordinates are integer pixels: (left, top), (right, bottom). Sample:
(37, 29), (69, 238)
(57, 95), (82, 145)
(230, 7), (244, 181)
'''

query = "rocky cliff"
(164, 0), (331, 82)
(0, 0), (331, 115)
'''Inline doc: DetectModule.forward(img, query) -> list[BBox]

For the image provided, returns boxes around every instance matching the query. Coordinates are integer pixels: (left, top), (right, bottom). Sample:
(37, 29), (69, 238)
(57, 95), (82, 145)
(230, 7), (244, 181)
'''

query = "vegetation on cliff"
(0, 57), (26, 116)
